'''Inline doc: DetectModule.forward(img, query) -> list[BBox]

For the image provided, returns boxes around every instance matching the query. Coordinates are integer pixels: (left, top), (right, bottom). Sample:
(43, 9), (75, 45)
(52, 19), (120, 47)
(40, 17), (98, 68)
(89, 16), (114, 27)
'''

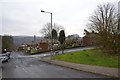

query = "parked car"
(0, 53), (10, 63)
(3, 49), (7, 53)
(1, 56), (9, 63)
(6, 52), (11, 59)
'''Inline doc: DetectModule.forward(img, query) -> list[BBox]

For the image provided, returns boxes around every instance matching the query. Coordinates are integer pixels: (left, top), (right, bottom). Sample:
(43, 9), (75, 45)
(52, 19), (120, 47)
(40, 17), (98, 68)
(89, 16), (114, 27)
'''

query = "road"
(2, 48), (108, 78)
(18, 47), (95, 58)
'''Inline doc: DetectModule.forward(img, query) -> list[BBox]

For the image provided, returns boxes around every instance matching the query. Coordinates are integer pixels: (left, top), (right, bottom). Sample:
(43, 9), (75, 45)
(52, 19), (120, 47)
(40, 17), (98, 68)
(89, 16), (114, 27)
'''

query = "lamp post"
(34, 35), (36, 49)
(41, 10), (53, 59)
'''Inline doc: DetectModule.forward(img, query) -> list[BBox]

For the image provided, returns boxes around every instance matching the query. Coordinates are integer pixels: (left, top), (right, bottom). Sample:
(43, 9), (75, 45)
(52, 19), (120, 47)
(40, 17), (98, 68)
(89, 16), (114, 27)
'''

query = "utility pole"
(41, 10), (53, 59)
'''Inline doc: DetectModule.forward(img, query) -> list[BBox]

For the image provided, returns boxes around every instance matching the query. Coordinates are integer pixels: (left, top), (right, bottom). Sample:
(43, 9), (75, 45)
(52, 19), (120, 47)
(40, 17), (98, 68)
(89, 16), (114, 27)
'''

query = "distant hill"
(13, 36), (44, 48)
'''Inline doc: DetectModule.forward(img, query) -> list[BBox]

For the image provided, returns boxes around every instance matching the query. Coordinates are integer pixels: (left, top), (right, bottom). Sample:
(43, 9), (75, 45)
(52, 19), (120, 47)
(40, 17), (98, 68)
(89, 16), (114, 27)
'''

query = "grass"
(52, 49), (119, 68)
(27, 49), (42, 55)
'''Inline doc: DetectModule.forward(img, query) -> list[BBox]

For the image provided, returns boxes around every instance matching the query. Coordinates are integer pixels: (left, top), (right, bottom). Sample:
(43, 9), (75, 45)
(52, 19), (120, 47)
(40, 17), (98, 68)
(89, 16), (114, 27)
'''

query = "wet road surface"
(2, 52), (108, 78)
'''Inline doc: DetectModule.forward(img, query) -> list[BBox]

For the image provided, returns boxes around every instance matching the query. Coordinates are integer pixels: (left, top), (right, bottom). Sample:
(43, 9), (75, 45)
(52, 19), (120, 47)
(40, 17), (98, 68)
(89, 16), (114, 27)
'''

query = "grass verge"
(52, 49), (119, 68)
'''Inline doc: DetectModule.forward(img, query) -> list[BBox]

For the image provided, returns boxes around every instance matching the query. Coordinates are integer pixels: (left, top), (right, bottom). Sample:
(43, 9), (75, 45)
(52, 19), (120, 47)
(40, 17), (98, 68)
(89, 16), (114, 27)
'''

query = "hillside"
(13, 36), (44, 48)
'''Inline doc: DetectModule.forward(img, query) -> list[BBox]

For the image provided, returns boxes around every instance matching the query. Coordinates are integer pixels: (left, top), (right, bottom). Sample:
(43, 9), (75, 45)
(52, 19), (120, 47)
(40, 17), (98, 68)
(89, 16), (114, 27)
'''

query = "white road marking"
(16, 65), (19, 68)
(30, 65), (33, 67)
(22, 68), (28, 73)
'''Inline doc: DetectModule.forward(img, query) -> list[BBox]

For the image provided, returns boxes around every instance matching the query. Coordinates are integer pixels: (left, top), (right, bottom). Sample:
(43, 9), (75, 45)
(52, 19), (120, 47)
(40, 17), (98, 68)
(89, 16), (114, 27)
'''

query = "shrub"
(29, 49), (41, 55)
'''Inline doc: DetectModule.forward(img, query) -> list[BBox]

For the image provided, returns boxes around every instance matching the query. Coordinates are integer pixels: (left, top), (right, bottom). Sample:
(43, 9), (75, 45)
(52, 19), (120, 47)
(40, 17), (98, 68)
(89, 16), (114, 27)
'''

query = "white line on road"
(22, 68), (28, 73)
(30, 65), (33, 67)
(16, 65), (19, 68)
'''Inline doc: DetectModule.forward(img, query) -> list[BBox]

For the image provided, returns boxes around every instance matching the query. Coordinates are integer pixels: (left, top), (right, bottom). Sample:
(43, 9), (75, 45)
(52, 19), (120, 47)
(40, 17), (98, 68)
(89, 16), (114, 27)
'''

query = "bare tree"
(87, 3), (119, 55)
(40, 23), (64, 39)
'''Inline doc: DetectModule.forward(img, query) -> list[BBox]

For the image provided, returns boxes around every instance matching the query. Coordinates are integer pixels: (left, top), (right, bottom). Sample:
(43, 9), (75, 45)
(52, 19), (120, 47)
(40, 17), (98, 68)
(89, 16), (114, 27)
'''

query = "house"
(82, 33), (98, 46)
(38, 42), (49, 51)
(65, 34), (82, 48)
(38, 39), (59, 51)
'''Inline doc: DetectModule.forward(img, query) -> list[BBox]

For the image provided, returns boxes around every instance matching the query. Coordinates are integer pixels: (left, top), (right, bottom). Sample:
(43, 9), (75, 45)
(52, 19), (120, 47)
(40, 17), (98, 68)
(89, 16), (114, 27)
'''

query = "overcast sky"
(0, 0), (119, 37)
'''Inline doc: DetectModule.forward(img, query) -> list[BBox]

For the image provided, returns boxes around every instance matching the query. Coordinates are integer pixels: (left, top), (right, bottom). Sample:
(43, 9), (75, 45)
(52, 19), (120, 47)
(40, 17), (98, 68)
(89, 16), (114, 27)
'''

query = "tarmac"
(0, 67), (2, 79)
(40, 57), (119, 78)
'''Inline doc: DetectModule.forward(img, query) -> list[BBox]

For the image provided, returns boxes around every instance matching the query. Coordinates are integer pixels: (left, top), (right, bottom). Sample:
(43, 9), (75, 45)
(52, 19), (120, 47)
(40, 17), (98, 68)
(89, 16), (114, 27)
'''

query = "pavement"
(40, 56), (119, 78)
(0, 59), (2, 79)
(0, 67), (2, 79)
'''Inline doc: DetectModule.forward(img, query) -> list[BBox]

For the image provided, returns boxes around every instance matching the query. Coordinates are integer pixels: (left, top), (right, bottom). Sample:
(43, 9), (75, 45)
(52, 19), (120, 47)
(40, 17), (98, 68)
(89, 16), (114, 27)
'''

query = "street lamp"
(41, 10), (53, 59)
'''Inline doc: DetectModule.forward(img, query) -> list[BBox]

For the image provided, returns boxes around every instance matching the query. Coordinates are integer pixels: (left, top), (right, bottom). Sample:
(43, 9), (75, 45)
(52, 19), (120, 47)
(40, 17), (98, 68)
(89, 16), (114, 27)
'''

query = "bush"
(29, 49), (42, 55)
